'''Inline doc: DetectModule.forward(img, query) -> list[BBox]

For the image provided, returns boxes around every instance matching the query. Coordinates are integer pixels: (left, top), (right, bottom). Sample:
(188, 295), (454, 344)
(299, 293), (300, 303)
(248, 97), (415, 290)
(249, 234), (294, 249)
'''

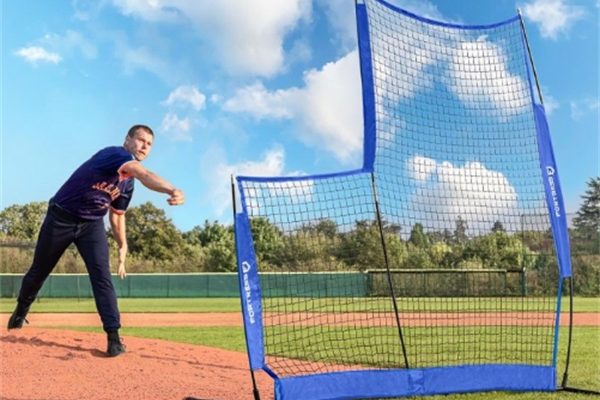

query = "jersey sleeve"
(110, 179), (134, 214)
(95, 147), (134, 174)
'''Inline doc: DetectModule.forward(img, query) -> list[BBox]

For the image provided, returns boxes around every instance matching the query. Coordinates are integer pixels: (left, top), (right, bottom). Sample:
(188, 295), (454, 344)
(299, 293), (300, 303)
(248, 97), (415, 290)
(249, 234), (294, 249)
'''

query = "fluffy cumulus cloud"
(407, 156), (520, 233)
(447, 38), (530, 117)
(201, 146), (313, 217)
(110, 0), (311, 77)
(225, 50), (363, 165)
(321, 0), (447, 50)
(16, 30), (97, 66)
(159, 85), (206, 141)
(15, 47), (62, 64)
(160, 112), (192, 141)
(521, 0), (585, 39)
(224, 82), (298, 120)
(163, 85), (206, 111)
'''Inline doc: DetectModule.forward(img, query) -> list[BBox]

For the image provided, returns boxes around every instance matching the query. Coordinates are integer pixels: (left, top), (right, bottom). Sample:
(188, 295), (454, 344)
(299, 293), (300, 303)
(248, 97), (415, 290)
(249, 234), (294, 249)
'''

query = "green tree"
(185, 220), (232, 247)
(124, 202), (186, 261)
(336, 220), (405, 271)
(573, 177), (600, 252)
(453, 215), (468, 244)
(0, 202), (48, 241)
(491, 220), (505, 233)
(409, 223), (429, 248)
(312, 219), (338, 239)
(250, 217), (283, 266)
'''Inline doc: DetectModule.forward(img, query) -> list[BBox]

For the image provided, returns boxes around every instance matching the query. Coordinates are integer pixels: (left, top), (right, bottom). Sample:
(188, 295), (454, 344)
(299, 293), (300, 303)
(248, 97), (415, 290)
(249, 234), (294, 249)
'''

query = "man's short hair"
(127, 124), (154, 138)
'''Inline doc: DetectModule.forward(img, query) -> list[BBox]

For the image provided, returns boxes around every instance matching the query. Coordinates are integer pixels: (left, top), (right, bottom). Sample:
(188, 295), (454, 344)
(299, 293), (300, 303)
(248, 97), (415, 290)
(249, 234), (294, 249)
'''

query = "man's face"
(124, 129), (153, 161)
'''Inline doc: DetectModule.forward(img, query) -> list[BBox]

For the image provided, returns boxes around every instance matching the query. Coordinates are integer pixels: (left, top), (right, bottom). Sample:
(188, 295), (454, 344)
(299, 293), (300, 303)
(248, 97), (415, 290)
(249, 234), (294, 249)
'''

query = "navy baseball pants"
(17, 203), (121, 332)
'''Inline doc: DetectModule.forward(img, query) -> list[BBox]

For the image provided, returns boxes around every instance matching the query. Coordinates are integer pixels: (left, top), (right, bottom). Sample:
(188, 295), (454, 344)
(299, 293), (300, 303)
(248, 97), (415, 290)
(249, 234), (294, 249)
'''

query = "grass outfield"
(1, 296), (599, 313)
(60, 325), (600, 399)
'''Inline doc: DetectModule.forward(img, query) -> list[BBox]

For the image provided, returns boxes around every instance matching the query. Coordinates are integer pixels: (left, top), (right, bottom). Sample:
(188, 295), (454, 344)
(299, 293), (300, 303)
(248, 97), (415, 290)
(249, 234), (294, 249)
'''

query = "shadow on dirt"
(0, 333), (107, 358)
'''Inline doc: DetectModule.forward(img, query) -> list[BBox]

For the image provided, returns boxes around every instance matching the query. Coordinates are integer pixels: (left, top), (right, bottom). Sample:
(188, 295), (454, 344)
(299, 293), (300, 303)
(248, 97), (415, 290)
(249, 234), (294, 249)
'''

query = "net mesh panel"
(240, 172), (407, 374)
(237, 0), (558, 380)
(367, 0), (556, 368)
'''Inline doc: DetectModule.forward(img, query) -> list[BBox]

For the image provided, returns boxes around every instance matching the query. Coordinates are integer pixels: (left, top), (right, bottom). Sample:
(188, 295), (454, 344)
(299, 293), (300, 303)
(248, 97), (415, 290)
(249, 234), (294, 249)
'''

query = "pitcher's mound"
(0, 328), (273, 400)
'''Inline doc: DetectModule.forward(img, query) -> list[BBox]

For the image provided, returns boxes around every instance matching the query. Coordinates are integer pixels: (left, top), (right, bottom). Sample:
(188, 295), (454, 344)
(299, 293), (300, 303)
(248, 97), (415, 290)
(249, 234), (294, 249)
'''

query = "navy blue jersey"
(52, 146), (135, 220)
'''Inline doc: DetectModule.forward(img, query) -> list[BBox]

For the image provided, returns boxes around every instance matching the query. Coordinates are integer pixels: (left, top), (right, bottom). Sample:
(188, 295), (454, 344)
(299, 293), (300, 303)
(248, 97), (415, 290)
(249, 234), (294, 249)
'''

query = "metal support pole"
(518, 9), (544, 105)
(370, 172), (410, 369)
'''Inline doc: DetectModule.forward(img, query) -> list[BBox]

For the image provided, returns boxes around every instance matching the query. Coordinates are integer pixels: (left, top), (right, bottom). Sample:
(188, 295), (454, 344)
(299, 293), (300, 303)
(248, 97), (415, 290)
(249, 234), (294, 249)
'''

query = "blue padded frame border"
(532, 105), (573, 278)
(234, 204), (265, 370)
(275, 365), (556, 400)
(518, 15), (572, 279)
(356, 2), (376, 172)
(237, 168), (366, 183)
(372, 0), (519, 30)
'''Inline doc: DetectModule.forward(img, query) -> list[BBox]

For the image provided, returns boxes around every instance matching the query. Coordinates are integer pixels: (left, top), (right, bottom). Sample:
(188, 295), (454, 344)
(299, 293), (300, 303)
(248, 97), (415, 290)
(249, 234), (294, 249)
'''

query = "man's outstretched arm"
(118, 161), (185, 205)
(109, 210), (128, 279)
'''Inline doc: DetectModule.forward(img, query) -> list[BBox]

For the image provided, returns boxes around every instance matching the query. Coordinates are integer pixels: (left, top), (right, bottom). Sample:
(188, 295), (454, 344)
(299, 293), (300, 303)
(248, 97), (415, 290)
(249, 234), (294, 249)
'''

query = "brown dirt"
(0, 312), (598, 400)
(0, 327), (274, 400)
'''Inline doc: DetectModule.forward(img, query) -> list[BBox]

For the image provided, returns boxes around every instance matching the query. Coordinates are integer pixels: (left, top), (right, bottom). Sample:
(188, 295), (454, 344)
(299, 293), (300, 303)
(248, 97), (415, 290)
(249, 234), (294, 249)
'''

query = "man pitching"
(7, 124), (184, 356)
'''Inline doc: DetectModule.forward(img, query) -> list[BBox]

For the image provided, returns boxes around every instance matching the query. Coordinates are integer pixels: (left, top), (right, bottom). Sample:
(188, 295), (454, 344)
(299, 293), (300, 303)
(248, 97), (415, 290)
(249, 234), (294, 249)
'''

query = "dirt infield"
(0, 327), (274, 400)
(1, 312), (598, 400)
(2, 311), (598, 328)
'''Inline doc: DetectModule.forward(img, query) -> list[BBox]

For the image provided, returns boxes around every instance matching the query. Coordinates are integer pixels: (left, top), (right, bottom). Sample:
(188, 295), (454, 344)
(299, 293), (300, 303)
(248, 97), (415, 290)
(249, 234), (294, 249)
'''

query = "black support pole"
(370, 172), (410, 369)
(518, 9), (544, 106)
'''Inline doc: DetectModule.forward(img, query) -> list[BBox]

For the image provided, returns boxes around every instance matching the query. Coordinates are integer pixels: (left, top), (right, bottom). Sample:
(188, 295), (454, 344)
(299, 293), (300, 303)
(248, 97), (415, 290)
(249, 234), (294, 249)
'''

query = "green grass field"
(2, 297), (598, 399)
(1, 296), (599, 313)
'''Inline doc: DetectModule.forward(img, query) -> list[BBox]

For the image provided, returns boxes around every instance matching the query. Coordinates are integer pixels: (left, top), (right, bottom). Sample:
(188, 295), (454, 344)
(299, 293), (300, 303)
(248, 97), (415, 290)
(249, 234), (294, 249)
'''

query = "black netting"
(236, 0), (558, 382)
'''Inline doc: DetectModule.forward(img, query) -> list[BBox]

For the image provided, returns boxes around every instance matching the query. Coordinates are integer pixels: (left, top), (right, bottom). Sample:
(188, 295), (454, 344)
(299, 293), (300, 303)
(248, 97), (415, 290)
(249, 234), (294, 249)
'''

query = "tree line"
(1, 177), (598, 295)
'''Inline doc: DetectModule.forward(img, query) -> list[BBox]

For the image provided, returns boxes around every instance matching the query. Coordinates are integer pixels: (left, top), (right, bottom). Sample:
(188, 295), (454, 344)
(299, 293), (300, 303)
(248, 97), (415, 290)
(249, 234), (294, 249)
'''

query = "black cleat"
(7, 307), (29, 330)
(106, 331), (126, 357)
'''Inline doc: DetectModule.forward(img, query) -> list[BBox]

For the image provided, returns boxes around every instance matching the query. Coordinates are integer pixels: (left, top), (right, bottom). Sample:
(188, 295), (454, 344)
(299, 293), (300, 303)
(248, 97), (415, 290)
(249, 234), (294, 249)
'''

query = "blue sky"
(1, 0), (598, 232)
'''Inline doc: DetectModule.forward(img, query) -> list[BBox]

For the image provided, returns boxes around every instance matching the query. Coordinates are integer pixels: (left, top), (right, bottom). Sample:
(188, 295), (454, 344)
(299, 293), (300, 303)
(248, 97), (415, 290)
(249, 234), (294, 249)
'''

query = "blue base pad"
(274, 364), (556, 400)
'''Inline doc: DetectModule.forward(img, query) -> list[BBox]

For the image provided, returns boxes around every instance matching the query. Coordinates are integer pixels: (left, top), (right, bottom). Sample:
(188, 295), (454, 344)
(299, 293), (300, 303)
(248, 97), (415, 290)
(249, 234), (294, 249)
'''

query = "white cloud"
(570, 97), (600, 121)
(521, 0), (585, 39)
(408, 156), (437, 181)
(200, 145), (315, 217)
(544, 93), (560, 115)
(224, 82), (298, 120)
(319, 0), (357, 50)
(320, 0), (447, 50)
(224, 50), (363, 165)
(116, 40), (173, 80)
(111, 0), (311, 77)
(160, 112), (192, 141)
(447, 38), (530, 117)
(202, 146), (283, 217)
(387, 0), (449, 21)
(163, 85), (206, 111)
(15, 47), (62, 64)
(41, 30), (97, 59)
(407, 156), (520, 234)
(72, 0), (106, 21)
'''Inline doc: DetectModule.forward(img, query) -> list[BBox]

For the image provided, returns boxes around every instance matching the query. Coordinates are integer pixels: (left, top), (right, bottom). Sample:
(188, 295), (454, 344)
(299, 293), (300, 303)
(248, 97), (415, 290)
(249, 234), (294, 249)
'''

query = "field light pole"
(231, 175), (262, 400)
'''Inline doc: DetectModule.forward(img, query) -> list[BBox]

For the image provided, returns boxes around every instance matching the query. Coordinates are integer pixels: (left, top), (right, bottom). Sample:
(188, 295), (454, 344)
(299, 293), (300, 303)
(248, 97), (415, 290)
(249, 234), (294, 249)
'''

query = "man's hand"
(118, 261), (127, 279)
(168, 188), (185, 206)
(117, 245), (127, 279)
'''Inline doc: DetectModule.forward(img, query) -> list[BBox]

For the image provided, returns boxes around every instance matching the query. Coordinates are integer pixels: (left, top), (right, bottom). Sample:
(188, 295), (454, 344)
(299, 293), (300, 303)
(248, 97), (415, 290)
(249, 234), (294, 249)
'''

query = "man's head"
(124, 125), (154, 161)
